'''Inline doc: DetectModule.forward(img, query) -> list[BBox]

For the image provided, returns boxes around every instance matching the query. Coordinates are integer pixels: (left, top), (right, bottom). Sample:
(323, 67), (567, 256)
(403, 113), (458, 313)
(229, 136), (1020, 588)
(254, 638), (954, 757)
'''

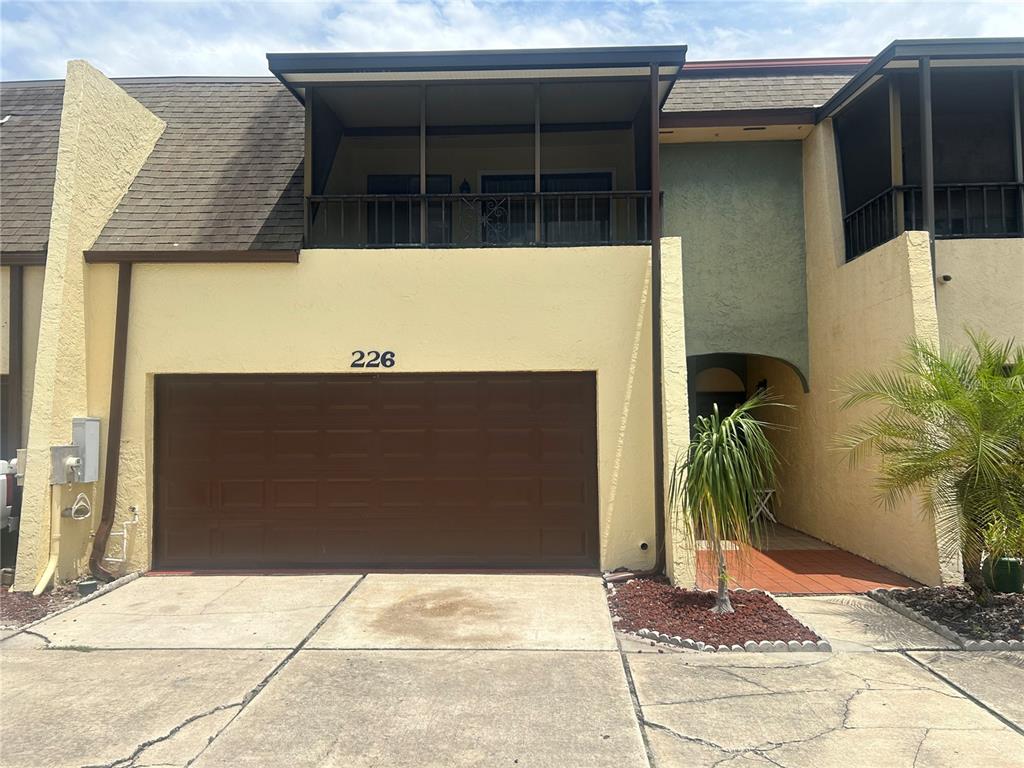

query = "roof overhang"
(817, 37), (1024, 120)
(267, 45), (686, 105)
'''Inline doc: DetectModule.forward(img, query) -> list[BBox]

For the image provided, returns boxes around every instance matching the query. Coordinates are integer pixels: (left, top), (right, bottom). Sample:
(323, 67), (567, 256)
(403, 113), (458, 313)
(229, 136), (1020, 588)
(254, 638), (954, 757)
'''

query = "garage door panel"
(540, 527), (589, 557)
(322, 479), (374, 507)
(216, 522), (265, 560)
(271, 429), (322, 462)
(156, 373), (598, 569)
(272, 479), (319, 508)
(165, 477), (212, 511)
(220, 479), (266, 509)
(216, 429), (268, 462)
(324, 429), (374, 459)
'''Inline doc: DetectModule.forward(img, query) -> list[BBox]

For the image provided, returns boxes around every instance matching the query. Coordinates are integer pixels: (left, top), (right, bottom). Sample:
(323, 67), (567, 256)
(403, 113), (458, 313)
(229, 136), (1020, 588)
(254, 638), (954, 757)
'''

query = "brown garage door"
(155, 373), (598, 569)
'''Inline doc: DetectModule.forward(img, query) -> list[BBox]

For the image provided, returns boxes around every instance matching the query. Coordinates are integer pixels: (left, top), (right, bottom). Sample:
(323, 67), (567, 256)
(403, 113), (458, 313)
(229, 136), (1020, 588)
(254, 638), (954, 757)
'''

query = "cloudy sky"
(2, 0), (1023, 81)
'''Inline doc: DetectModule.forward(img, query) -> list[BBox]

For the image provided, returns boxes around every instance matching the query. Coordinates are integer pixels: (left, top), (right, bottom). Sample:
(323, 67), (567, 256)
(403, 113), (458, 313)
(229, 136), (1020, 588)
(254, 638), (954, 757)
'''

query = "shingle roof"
(2, 63), (858, 256)
(0, 82), (65, 256)
(0, 78), (303, 257)
(664, 72), (855, 113)
(95, 79), (303, 252)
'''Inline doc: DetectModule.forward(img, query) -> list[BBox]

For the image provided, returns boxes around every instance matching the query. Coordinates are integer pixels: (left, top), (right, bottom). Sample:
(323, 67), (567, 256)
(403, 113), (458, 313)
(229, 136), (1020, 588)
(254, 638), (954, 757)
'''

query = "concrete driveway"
(1, 575), (1022, 768)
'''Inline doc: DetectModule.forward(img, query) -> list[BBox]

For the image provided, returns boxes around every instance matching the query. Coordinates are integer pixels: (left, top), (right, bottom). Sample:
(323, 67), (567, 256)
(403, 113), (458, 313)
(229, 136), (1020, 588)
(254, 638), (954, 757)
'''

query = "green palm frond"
(669, 390), (789, 611)
(836, 331), (1024, 597)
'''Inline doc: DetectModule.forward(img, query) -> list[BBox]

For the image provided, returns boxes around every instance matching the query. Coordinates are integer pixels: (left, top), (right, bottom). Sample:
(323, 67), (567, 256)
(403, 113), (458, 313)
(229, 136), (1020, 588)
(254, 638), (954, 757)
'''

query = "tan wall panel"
(114, 246), (658, 574)
(935, 238), (1024, 350)
(770, 120), (953, 586)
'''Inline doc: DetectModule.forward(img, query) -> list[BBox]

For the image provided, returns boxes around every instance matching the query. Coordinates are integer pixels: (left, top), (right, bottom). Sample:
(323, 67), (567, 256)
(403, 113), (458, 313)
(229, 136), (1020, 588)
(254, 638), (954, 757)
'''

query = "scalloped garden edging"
(870, 588), (1024, 651)
(609, 582), (832, 653)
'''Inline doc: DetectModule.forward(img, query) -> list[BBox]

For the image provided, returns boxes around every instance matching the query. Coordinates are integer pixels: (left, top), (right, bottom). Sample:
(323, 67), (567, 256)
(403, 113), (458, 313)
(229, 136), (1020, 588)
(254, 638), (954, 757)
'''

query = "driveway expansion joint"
(614, 634), (656, 767)
(901, 650), (1024, 737)
(184, 573), (368, 766)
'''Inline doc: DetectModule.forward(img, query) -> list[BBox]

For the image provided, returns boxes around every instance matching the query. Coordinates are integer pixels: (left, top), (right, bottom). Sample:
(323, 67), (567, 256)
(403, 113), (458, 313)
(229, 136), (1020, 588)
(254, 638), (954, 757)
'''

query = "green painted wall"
(662, 141), (809, 381)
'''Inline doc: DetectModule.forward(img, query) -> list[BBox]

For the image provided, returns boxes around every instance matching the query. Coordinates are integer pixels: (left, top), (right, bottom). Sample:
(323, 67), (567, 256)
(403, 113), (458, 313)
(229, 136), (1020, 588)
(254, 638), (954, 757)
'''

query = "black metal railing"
(844, 182), (1024, 261)
(306, 191), (654, 248)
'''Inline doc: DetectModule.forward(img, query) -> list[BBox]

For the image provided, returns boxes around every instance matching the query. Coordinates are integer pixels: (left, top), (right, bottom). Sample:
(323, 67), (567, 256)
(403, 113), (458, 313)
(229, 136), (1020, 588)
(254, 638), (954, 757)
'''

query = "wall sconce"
(459, 178), (471, 194)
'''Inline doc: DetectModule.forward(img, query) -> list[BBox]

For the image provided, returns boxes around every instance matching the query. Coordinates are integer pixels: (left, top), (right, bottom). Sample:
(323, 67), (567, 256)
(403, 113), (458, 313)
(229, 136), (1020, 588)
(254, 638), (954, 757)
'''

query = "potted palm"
(837, 333), (1024, 602)
(669, 391), (786, 614)
(982, 517), (1024, 593)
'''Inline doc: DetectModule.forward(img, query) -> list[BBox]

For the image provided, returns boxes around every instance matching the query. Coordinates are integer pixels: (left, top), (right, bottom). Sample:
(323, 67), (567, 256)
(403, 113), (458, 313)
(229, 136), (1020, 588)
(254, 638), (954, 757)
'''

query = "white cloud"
(2, 0), (1023, 81)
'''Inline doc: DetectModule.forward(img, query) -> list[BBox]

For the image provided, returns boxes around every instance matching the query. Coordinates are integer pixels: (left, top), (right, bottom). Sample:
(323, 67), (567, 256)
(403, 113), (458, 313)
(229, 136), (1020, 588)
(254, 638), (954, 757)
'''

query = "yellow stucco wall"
(0, 265), (45, 447)
(934, 238), (1024, 350)
(766, 120), (954, 586)
(103, 246), (661, 574)
(12, 61), (165, 591)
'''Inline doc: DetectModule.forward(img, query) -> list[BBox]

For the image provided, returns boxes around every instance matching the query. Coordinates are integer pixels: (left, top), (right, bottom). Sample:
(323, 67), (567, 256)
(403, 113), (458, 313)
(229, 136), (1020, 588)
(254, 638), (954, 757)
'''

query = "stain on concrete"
(369, 588), (504, 646)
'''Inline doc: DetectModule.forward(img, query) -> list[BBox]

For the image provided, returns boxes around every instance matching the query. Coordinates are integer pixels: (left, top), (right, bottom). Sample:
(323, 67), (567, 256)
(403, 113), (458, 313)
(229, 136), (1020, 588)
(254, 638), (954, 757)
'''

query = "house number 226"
(351, 350), (396, 368)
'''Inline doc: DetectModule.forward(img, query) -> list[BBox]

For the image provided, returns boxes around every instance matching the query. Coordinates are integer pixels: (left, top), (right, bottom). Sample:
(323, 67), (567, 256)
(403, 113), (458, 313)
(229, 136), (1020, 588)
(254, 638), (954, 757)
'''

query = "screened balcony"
(828, 42), (1024, 261)
(267, 48), (684, 249)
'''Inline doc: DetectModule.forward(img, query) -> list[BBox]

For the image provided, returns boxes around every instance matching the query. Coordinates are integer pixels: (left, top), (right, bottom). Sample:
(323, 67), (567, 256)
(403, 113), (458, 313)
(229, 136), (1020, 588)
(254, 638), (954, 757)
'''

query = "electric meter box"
(72, 417), (101, 483)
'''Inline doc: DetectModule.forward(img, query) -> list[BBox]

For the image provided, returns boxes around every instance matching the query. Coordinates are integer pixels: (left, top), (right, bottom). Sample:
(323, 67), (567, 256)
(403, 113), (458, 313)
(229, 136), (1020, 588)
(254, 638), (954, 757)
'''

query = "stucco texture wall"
(934, 238), (1024, 350)
(108, 246), (660, 575)
(661, 141), (809, 379)
(13, 61), (164, 591)
(1, 266), (44, 446)
(762, 120), (953, 586)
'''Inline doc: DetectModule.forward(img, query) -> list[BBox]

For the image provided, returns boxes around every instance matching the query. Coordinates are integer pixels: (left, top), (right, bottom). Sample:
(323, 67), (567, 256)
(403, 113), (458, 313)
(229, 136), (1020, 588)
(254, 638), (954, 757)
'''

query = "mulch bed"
(887, 586), (1024, 642)
(609, 578), (819, 647)
(0, 584), (81, 629)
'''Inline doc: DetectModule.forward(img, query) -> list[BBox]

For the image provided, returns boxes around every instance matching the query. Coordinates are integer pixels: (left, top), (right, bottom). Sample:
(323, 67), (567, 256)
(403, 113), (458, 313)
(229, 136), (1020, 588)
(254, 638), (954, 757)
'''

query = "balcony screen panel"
(835, 79), (891, 214)
(901, 70), (1016, 186)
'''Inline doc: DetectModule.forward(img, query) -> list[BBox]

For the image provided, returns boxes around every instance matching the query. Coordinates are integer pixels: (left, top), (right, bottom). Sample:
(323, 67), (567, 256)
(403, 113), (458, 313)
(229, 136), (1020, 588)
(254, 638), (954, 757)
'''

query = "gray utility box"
(51, 417), (102, 485)
(72, 418), (101, 483)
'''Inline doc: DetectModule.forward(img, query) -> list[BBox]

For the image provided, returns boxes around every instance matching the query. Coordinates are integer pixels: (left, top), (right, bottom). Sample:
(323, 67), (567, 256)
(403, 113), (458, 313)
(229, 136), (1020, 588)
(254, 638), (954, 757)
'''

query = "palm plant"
(669, 391), (785, 613)
(837, 333), (1024, 600)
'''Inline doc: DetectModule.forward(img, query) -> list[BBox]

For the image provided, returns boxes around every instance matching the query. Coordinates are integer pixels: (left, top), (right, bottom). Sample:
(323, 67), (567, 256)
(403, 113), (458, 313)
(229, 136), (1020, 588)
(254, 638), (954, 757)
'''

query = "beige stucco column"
(12, 61), (164, 591)
(659, 236), (694, 585)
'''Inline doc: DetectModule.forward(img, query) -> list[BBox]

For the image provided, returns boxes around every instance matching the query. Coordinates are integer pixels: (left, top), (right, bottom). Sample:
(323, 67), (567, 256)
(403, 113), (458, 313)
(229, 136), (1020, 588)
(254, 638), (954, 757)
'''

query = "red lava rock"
(0, 584), (80, 628)
(888, 586), (1024, 642)
(609, 578), (819, 646)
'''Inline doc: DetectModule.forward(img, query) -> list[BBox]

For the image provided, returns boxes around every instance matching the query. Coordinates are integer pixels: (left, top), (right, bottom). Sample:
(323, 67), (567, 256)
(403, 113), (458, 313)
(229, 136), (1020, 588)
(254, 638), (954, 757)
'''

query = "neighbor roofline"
(678, 57), (870, 78)
(816, 37), (1024, 120)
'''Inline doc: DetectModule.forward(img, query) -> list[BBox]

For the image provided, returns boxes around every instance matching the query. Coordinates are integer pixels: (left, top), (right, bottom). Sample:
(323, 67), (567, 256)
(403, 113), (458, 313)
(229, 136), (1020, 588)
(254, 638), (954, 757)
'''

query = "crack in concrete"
(75, 575), (368, 768)
(649, 688), (832, 707)
(184, 573), (367, 767)
(79, 702), (242, 768)
(910, 728), (930, 768)
(20, 628), (53, 646)
(197, 577), (250, 615)
(615, 633), (657, 767)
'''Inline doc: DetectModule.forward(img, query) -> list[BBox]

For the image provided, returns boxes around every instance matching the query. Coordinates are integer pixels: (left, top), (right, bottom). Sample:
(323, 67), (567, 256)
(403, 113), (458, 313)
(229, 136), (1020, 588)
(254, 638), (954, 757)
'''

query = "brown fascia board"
(0, 251), (47, 266)
(659, 108), (816, 128)
(84, 249), (300, 264)
(816, 37), (1024, 119)
(268, 45), (687, 74)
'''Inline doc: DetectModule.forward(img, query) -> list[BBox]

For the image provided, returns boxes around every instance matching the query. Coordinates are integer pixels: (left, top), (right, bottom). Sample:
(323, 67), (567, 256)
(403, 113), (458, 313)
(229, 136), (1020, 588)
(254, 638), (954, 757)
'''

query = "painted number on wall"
(351, 350), (396, 368)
